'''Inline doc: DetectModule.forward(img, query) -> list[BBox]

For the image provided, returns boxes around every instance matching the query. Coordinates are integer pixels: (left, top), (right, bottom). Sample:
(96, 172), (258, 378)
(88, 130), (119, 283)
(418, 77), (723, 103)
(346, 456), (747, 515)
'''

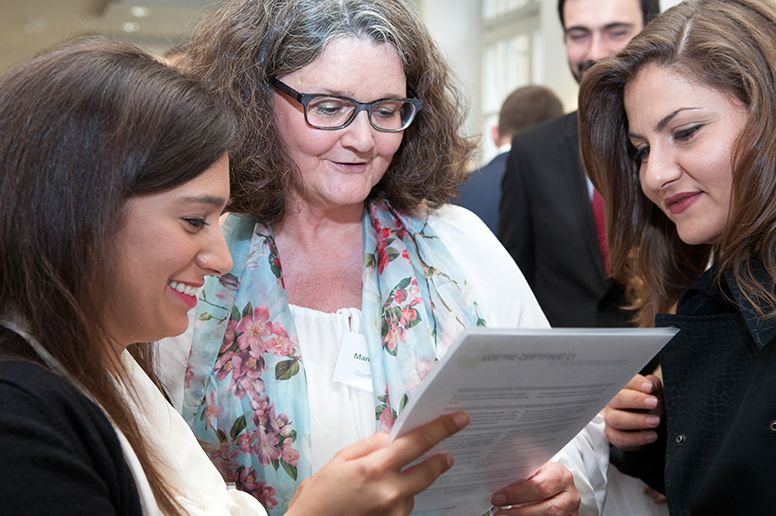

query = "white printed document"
(389, 327), (677, 515)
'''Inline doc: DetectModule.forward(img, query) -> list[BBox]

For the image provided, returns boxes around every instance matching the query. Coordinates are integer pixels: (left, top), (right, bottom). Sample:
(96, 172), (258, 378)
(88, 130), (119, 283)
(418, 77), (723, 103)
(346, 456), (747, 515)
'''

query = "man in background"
(498, 0), (660, 328)
(457, 85), (563, 234)
(499, 2), (667, 514)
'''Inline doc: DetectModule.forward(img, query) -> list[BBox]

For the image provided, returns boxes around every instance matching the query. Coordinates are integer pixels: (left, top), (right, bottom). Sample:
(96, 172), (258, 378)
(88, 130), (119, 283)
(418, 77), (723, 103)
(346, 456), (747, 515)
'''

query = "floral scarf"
(182, 198), (484, 513)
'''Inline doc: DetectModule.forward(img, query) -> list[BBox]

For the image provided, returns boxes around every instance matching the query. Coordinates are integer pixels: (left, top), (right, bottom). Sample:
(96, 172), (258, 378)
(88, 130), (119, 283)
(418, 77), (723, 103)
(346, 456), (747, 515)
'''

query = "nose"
(197, 229), (233, 277)
(340, 110), (375, 153)
(587, 33), (609, 62)
(640, 146), (681, 194)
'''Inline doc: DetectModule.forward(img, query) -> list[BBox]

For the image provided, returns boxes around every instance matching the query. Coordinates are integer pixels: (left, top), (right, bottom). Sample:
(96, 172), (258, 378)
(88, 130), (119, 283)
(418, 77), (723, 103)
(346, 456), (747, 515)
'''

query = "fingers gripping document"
(389, 327), (677, 515)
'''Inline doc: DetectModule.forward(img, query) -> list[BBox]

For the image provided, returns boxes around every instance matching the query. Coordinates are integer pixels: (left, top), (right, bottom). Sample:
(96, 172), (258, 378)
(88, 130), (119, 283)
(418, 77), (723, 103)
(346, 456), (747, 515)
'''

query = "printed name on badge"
(332, 331), (373, 392)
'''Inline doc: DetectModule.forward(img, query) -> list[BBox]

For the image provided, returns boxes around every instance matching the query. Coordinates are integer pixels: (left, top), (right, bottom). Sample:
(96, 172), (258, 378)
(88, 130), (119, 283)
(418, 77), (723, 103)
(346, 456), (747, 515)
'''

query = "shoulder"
(0, 361), (140, 514)
(426, 204), (498, 244)
(426, 205), (548, 328)
(511, 112), (578, 148)
(0, 360), (108, 433)
(483, 151), (509, 170)
(0, 359), (76, 402)
(461, 153), (507, 195)
(221, 213), (261, 242)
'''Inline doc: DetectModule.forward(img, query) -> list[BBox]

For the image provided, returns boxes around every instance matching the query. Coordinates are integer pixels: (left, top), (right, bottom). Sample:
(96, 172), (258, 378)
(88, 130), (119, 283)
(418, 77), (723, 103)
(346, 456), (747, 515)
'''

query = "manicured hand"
(286, 411), (469, 516)
(604, 373), (663, 450)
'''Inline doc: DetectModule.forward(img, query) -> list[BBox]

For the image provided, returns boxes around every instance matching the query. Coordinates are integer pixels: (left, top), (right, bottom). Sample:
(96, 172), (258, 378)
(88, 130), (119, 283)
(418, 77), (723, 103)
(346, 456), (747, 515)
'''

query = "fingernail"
(492, 494), (506, 506)
(644, 396), (658, 409)
(453, 412), (470, 428)
(642, 382), (654, 392)
(445, 453), (455, 469)
(644, 432), (658, 443)
(646, 415), (660, 427)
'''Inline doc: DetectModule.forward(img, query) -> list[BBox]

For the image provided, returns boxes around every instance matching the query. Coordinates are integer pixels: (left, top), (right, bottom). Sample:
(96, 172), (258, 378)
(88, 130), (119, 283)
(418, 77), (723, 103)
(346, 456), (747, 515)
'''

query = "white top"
(120, 353), (266, 515)
(159, 205), (608, 515)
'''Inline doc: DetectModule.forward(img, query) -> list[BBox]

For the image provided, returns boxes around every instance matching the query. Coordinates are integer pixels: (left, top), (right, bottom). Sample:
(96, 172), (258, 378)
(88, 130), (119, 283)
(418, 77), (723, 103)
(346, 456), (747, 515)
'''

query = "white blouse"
(120, 352), (266, 515)
(159, 205), (608, 515)
(289, 304), (374, 471)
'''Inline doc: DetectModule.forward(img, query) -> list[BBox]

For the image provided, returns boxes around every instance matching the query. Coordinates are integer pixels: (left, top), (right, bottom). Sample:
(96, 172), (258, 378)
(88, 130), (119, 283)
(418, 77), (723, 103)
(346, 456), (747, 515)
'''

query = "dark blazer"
(0, 357), (141, 515)
(456, 150), (508, 234)
(498, 112), (629, 327)
(611, 263), (776, 515)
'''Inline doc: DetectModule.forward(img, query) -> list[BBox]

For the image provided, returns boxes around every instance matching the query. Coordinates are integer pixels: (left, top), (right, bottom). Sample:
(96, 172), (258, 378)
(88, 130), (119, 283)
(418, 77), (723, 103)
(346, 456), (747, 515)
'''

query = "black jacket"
(498, 112), (630, 327)
(611, 262), (776, 515)
(457, 150), (509, 234)
(0, 357), (141, 515)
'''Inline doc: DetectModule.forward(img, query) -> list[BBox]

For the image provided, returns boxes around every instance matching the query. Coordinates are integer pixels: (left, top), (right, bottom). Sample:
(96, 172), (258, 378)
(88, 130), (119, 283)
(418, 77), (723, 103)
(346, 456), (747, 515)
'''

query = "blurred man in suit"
(499, 0), (659, 328)
(499, 5), (670, 514)
(457, 85), (562, 233)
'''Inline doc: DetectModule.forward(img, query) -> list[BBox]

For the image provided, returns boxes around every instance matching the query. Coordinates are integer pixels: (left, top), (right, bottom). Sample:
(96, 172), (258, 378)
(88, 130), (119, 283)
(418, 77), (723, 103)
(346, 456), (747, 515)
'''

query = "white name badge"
(332, 331), (373, 393)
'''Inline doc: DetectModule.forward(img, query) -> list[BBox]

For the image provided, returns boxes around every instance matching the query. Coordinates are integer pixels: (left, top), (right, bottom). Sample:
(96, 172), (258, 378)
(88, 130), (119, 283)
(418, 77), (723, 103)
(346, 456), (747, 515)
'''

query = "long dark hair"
(0, 37), (236, 513)
(177, 0), (475, 222)
(579, 0), (776, 326)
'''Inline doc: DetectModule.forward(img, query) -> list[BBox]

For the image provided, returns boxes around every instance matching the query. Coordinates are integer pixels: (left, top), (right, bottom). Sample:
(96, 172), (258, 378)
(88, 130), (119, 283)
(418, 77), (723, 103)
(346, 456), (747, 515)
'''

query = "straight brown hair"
(0, 37), (236, 513)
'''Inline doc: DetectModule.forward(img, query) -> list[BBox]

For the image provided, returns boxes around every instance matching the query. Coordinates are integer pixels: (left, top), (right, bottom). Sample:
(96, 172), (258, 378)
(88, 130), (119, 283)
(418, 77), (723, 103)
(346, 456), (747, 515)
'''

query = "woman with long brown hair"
(579, 0), (776, 512)
(0, 36), (240, 515)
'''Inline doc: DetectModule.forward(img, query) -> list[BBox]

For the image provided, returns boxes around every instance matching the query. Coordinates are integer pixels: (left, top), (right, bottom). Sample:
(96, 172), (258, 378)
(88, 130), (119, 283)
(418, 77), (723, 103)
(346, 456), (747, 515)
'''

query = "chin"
(149, 318), (190, 342)
(168, 318), (191, 338)
(677, 229), (720, 247)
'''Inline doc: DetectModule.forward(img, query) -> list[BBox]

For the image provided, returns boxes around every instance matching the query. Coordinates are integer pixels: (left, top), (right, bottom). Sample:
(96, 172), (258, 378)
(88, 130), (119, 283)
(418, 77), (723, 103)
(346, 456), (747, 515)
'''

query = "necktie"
(591, 189), (609, 274)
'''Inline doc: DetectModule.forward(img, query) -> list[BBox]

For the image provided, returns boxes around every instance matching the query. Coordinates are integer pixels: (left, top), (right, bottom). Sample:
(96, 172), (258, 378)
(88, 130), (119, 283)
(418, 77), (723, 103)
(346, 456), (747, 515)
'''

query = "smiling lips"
(665, 191), (701, 214)
(169, 280), (199, 309)
(331, 159), (369, 173)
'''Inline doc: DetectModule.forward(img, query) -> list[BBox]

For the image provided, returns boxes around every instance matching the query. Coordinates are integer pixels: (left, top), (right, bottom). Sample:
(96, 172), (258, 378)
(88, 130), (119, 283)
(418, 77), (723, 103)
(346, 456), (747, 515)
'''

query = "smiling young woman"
(579, 0), (776, 513)
(0, 36), (240, 514)
(623, 63), (749, 246)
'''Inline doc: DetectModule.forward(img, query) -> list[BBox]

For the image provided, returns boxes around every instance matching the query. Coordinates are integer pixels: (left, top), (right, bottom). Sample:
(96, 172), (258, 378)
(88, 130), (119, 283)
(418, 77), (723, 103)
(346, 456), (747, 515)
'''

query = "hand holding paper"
(286, 412), (469, 516)
(604, 373), (665, 450)
(491, 461), (580, 515)
(388, 327), (677, 515)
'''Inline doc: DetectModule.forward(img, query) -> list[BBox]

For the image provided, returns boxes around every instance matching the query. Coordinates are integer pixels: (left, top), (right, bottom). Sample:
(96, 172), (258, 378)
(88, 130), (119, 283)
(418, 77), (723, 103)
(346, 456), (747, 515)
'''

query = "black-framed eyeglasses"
(270, 77), (423, 132)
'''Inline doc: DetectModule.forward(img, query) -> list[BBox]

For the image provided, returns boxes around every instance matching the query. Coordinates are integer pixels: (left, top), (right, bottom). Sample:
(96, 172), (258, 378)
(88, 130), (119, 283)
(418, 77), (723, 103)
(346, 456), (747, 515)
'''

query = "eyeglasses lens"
(306, 97), (416, 131)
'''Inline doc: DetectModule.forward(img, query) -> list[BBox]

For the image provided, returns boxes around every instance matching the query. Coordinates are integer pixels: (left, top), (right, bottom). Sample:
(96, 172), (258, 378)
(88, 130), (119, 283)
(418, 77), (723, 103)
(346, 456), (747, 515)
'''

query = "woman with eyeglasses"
(160, 0), (609, 514)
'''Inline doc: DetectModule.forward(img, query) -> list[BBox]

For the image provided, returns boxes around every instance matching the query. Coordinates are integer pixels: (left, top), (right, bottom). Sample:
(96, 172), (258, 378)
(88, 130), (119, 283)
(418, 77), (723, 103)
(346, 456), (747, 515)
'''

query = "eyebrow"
(313, 88), (407, 101)
(173, 194), (228, 208)
(565, 22), (634, 34)
(628, 107), (702, 139)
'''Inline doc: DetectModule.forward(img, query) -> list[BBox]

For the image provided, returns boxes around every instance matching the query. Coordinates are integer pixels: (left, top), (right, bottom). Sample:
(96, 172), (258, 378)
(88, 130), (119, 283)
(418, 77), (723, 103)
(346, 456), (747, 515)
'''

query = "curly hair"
(177, 0), (475, 222)
(579, 0), (776, 326)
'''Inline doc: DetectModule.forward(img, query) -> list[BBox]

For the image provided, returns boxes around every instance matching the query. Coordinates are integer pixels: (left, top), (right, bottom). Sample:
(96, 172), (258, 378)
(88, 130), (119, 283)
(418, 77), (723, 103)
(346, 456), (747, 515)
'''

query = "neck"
(276, 195), (365, 245)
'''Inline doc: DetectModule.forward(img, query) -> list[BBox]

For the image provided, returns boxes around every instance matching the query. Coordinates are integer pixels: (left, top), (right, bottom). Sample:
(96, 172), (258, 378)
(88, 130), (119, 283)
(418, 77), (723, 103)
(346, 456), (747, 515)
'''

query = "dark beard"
(573, 60), (597, 83)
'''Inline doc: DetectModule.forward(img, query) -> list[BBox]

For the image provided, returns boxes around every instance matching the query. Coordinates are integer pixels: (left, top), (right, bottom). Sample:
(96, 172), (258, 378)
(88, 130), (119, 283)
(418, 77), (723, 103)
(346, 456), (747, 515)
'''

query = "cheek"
(566, 43), (587, 63)
(283, 124), (341, 165)
(375, 133), (404, 162)
(610, 40), (631, 55)
(274, 100), (330, 160)
(695, 144), (735, 196)
(638, 169), (654, 202)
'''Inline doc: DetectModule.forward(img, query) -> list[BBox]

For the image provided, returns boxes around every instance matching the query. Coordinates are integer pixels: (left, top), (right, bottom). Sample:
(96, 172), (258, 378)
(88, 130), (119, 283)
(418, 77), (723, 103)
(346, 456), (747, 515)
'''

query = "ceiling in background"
(0, 0), (217, 71)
